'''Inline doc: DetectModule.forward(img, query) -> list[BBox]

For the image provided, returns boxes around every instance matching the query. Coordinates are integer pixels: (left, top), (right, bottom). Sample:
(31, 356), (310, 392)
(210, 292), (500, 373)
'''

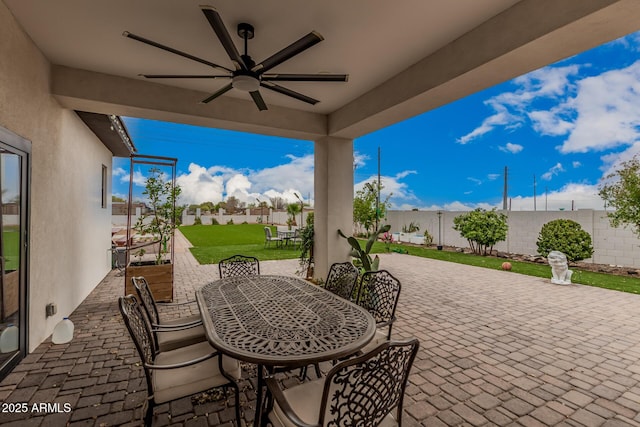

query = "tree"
(286, 203), (301, 226)
(270, 196), (286, 210)
(112, 195), (126, 202)
(133, 168), (182, 264)
(536, 219), (593, 262)
(599, 156), (640, 237)
(453, 208), (508, 256)
(225, 196), (240, 214)
(353, 181), (391, 235)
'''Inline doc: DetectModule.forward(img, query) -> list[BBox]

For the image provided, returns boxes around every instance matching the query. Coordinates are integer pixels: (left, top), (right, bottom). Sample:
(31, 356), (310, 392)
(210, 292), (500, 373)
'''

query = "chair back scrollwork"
(325, 262), (359, 301)
(320, 339), (419, 426)
(132, 277), (160, 326)
(357, 270), (401, 326)
(118, 295), (157, 395)
(219, 255), (260, 279)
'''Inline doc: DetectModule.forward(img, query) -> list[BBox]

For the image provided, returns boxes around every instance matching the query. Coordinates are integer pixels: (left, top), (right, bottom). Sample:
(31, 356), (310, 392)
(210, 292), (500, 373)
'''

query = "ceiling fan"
(123, 5), (348, 111)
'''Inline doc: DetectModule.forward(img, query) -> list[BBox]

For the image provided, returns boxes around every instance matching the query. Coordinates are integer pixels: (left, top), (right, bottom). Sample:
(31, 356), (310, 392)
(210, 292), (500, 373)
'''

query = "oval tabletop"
(196, 275), (376, 366)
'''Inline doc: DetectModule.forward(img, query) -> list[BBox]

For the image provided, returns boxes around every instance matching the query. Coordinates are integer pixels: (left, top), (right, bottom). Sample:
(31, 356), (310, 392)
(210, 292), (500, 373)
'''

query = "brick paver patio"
(1, 231), (640, 426)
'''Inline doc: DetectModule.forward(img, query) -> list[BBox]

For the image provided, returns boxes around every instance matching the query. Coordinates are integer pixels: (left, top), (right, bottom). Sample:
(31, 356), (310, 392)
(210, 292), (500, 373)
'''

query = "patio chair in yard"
(219, 254), (260, 278)
(132, 276), (205, 352)
(356, 270), (401, 354)
(266, 339), (419, 427)
(119, 295), (242, 426)
(324, 261), (359, 301)
(264, 226), (283, 248)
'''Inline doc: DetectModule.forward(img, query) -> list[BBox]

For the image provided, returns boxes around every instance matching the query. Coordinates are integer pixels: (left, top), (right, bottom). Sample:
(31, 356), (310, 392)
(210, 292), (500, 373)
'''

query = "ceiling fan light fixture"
(232, 75), (259, 92)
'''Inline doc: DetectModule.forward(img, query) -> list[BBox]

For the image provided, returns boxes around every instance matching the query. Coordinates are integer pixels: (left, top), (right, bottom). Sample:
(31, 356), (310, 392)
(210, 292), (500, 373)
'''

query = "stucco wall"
(387, 210), (640, 268)
(1, 3), (112, 351)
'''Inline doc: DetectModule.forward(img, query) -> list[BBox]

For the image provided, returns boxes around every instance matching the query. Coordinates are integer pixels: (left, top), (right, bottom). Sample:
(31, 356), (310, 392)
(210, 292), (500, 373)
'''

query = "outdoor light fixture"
(437, 210), (443, 250)
(232, 75), (260, 92)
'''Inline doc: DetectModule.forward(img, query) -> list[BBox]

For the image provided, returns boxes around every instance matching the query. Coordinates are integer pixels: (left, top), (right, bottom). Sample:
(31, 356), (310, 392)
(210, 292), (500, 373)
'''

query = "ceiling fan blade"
(200, 83), (233, 104)
(123, 31), (231, 72)
(252, 32), (323, 74)
(262, 73), (348, 82)
(141, 74), (231, 79)
(250, 91), (268, 111)
(260, 82), (319, 105)
(200, 6), (246, 70)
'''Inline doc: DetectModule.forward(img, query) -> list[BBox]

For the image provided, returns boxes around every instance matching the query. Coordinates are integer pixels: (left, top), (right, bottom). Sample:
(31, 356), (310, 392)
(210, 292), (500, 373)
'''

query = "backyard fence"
(387, 209), (640, 269)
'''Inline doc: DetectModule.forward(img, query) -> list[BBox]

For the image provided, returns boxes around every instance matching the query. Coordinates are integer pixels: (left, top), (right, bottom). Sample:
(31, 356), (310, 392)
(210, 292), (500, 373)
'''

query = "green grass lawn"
(179, 224), (302, 264)
(368, 241), (640, 295)
(179, 224), (640, 294)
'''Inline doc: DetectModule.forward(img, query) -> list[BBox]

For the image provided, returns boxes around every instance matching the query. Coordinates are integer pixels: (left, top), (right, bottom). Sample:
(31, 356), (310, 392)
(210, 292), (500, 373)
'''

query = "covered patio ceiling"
(5, 0), (640, 141)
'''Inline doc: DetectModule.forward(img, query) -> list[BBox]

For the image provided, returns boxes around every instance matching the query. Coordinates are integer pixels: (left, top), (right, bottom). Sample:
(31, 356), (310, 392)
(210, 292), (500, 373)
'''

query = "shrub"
(242, 221), (248, 224)
(536, 219), (594, 262)
(453, 208), (508, 256)
(211, 218), (219, 225)
(423, 229), (433, 245)
(402, 221), (420, 233)
(193, 216), (202, 225)
(226, 219), (234, 225)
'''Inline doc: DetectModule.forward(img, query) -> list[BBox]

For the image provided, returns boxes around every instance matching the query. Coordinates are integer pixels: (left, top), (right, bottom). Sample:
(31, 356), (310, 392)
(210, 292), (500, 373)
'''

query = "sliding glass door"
(0, 128), (30, 380)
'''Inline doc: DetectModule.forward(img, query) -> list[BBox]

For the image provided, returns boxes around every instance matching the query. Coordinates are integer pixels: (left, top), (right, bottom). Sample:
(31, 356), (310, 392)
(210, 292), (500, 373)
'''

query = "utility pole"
(502, 166), (508, 210)
(545, 187), (548, 211)
(533, 174), (537, 211)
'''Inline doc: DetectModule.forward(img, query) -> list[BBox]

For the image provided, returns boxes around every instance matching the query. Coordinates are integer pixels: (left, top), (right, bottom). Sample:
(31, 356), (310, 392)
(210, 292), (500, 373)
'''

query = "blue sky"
(115, 31), (640, 211)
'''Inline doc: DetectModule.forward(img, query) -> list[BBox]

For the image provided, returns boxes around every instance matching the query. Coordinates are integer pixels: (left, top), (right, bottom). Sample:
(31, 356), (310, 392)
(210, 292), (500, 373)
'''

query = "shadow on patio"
(1, 234), (640, 426)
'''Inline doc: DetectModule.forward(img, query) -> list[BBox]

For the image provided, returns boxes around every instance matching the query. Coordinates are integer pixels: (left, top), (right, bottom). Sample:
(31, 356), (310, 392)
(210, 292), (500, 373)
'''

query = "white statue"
(548, 251), (573, 285)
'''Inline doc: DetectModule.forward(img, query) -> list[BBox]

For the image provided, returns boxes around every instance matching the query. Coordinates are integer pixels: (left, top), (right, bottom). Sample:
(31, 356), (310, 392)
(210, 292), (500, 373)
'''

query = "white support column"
(314, 136), (353, 280)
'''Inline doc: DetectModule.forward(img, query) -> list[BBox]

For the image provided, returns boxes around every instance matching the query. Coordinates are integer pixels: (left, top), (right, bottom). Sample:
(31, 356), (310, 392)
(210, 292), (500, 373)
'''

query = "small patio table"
(196, 274), (376, 426)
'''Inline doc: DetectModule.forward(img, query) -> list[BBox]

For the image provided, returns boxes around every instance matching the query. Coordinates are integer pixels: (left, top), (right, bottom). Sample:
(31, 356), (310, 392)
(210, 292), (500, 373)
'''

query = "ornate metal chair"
(119, 295), (242, 426)
(264, 226), (283, 248)
(324, 261), (359, 301)
(132, 276), (205, 352)
(356, 270), (401, 354)
(266, 339), (419, 427)
(219, 254), (260, 278)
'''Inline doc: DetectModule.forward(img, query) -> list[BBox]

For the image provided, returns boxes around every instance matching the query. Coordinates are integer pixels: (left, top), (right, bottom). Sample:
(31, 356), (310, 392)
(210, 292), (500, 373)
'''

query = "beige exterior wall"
(387, 209), (640, 268)
(1, 3), (112, 351)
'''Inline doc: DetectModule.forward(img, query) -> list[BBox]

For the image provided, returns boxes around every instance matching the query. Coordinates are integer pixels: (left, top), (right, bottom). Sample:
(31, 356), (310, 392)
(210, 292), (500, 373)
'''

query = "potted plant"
(298, 213), (314, 279)
(338, 224), (391, 273)
(125, 167), (182, 301)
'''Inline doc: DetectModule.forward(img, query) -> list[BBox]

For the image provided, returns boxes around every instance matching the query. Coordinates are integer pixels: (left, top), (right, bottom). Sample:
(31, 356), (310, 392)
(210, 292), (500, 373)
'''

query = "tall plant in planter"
(125, 157), (181, 302)
(133, 168), (182, 264)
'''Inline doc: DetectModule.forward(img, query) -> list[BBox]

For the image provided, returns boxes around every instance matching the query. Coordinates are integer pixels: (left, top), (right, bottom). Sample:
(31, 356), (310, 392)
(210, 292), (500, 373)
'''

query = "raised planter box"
(125, 261), (173, 302)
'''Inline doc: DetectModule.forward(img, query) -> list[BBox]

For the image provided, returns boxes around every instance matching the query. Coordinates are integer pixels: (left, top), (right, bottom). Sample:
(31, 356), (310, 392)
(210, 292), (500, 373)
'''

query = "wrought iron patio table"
(196, 274), (376, 426)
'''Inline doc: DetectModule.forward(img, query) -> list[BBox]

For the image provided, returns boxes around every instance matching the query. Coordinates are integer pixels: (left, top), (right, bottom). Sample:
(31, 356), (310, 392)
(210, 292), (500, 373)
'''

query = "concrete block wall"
(387, 210), (640, 268)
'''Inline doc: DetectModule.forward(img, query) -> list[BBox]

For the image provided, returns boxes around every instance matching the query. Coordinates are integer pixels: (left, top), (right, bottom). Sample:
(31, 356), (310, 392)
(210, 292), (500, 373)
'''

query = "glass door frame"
(0, 126), (30, 379)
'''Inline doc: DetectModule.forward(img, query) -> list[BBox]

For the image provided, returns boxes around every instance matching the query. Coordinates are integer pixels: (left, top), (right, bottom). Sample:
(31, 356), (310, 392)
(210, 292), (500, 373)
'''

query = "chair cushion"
(268, 378), (398, 427)
(161, 313), (201, 326)
(156, 323), (206, 352)
(152, 341), (241, 404)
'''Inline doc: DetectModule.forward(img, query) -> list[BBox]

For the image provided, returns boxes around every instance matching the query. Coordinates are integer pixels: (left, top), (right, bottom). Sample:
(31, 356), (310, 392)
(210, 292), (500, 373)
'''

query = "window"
(101, 164), (107, 209)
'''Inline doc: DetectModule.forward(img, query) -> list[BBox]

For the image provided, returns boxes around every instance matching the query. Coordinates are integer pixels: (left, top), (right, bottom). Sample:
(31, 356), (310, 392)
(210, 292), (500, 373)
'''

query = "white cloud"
(176, 163), (225, 204)
(120, 170), (146, 187)
(487, 174), (501, 180)
(354, 152), (369, 170)
(112, 167), (127, 177)
(467, 177), (482, 185)
(354, 171), (418, 209)
(559, 60), (640, 153)
(458, 65), (579, 144)
(499, 142), (523, 154)
(507, 183), (604, 211)
(572, 161), (582, 168)
(541, 163), (565, 181)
